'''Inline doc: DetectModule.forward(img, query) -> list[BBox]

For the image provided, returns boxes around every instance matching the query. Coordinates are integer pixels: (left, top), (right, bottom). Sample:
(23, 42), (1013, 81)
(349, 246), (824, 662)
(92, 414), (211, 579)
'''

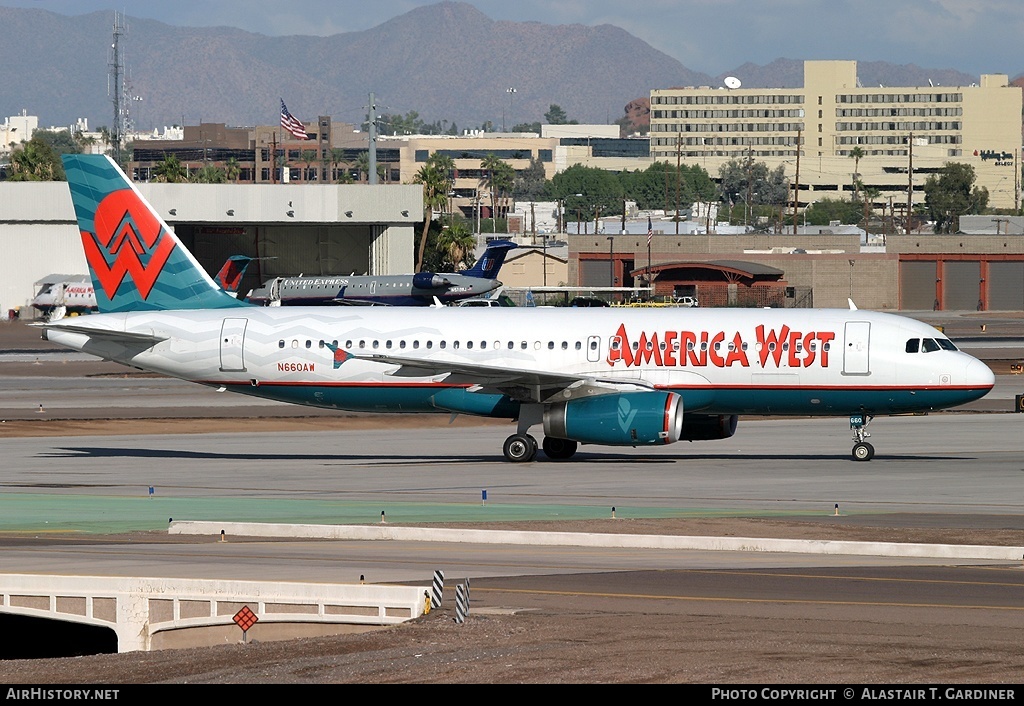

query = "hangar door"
(942, 261), (980, 311)
(987, 262), (1024, 310)
(900, 261), (936, 310)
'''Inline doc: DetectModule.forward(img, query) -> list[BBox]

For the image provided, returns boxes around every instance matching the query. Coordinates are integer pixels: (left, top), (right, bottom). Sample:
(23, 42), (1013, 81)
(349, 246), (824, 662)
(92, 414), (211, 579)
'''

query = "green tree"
(7, 137), (65, 181)
(512, 156), (547, 201)
(153, 154), (187, 183)
(511, 122), (542, 134)
(718, 157), (787, 215)
(802, 198), (864, 226)
(544, 104), (577, 125)
(923, 162), (989, 233)
(32, 129), (81, 156)
(547, 165), (624, 230)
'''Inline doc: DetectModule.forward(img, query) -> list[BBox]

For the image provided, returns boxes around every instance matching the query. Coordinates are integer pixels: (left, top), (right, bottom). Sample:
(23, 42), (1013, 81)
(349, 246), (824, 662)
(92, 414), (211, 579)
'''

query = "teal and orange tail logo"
(62, 155), (248, 313)
(83, 188), (176, 301)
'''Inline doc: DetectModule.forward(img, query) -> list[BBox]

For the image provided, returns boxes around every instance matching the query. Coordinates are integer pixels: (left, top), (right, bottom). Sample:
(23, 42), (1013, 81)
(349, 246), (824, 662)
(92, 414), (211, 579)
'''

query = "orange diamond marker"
(233, 605), (258, 632)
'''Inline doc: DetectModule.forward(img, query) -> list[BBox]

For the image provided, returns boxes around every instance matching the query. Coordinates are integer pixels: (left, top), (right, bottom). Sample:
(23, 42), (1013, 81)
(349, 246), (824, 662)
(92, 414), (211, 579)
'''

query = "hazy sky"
(6, 0), (1022, 78)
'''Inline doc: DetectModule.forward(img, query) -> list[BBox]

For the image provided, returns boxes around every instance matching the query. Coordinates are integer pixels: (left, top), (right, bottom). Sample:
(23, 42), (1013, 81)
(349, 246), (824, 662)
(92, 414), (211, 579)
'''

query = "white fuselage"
(43, 305), (994, 418)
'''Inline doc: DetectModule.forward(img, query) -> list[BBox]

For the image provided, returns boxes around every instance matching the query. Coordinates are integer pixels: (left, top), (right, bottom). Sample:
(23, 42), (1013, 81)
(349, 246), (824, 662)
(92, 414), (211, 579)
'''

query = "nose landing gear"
(850, 413), (874, 461)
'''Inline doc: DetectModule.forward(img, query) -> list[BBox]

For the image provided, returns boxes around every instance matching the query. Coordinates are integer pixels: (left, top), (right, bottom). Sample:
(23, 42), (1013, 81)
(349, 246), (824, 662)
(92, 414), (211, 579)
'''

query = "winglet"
(432, 296), (445, 308)
(848, 298), (858, 310)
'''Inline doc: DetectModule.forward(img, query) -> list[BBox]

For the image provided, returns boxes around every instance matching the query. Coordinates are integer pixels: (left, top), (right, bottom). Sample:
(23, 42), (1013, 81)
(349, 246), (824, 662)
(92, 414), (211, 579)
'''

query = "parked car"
(457, 294), (516, 307)
(673, 296), (699, 307)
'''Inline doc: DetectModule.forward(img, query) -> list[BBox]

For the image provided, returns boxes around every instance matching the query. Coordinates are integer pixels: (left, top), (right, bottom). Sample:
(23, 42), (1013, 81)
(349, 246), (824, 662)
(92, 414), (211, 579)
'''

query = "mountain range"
(0, 2), (1004, 134)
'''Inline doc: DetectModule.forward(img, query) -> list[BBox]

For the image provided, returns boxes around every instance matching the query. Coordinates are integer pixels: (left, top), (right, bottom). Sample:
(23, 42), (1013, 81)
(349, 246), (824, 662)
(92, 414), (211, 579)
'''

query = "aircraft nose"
(965, 357), (995, 390)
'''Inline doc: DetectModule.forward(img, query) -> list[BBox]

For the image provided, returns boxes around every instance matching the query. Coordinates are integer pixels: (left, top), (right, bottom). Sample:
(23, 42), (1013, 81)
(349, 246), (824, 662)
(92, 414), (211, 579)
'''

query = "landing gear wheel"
(503, 433), (538, 462)
(542, 437), (578, 460)
(852, 442), (875, 462)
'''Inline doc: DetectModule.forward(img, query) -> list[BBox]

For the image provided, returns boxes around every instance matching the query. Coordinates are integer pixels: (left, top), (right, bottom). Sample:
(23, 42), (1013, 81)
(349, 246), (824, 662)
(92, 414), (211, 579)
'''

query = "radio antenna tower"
(108, 12), (127, 165)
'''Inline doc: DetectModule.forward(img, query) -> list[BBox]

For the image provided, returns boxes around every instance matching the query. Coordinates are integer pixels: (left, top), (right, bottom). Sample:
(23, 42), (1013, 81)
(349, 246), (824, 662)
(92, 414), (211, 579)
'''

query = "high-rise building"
(650, 60), (1022, 213)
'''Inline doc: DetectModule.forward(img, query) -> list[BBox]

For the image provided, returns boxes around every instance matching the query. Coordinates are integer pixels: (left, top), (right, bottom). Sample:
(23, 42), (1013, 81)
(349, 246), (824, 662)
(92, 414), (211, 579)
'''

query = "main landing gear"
(501, 434), (579, 462)
(502, 404), (579, 462)
(850, 413), (874, 461)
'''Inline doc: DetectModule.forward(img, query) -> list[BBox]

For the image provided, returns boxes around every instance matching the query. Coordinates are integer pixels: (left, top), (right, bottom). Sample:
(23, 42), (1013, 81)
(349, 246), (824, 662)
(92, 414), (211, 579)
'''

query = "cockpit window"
(922, 338), (941, 353)
(936, 338), (957, 351)
(905, 339), (920, 353)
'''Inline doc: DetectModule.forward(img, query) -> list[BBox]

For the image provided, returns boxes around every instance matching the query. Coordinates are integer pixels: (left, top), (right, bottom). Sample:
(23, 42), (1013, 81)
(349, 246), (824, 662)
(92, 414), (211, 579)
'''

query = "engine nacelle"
(679, 414), (738, 441)
(412, 273), (451, 289)
(543, 391), (684, 446)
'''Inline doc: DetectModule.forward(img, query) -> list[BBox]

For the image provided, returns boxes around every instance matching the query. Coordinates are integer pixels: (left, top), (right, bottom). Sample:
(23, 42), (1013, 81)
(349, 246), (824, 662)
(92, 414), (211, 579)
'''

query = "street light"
(607, 235), (615, 288)
(503, 87), (516, 132)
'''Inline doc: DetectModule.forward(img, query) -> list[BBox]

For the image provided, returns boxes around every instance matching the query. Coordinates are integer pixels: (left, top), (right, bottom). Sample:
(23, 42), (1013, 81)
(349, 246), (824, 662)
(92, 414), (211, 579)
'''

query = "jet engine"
(543, 391), (684, 446)
(412, 273), (451, 289)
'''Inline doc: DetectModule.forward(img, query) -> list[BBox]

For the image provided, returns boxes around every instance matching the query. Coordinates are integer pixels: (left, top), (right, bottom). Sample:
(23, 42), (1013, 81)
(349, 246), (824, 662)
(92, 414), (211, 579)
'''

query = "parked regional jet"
(32, 255), (254, 320)
(244, 240), (516, 307)
(41, 155), (994, 462)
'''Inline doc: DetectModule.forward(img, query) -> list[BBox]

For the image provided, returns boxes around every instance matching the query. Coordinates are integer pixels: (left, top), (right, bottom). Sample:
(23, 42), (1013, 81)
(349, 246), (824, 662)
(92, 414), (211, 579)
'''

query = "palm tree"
(480, 153), (505, 221)
(329, 148), (349, 183)
(190, 165), (226, 183)
(426, 153), (456, 221)
(412, 164), (451, 271)
(224, 157), (241, 183)
(354, 152), (370, 183)
(861, 185), (881, 235)
(299, 149), (318, 182)
(153, 154), (187, 183)
(435, 221), (476, 271)
(848, 146), (865, 201)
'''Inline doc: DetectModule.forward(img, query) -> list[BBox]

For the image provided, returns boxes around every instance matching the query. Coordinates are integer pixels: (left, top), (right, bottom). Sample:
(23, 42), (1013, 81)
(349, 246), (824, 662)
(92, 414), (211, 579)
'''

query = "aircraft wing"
(353, 352), (652, 403)
(328, 298), (392, 306)
(34, 322), (169, 345)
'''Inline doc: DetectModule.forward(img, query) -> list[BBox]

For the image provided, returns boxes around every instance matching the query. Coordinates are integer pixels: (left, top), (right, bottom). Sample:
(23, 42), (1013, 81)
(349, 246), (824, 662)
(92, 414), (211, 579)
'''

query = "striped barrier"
(432, 570), (444, 609)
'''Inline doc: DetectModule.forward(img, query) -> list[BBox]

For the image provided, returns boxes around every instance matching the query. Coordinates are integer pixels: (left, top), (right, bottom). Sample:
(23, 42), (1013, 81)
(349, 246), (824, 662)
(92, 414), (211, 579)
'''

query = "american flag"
(647, 216), (653, 246)
(280, 99), (309, 140)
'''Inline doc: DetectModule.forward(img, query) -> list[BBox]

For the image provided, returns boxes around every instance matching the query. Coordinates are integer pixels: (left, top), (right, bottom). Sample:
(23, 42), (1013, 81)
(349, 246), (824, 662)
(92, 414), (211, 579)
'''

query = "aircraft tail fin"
(464, 240), (517, 279)
(61, 154), (249, 313)
(214, 255), (256, 297)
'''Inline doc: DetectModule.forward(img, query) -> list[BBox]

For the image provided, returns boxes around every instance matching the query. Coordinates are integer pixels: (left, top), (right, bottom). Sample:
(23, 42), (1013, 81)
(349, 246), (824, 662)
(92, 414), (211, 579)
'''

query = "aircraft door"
(219, 317), (248, 372)
(843, 321), (871, 375)
(587, 335), (601, 363)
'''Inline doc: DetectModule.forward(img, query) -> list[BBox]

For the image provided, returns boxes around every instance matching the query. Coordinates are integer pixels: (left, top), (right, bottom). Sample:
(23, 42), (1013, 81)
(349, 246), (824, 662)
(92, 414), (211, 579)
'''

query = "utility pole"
(745, 147), (753, 229)
(792, 130), (801, 235)
(368, 93), (378, 185)
(906, 132), (913, 235)
(270, 133), (278, 185)
(675, 139), (682, 235)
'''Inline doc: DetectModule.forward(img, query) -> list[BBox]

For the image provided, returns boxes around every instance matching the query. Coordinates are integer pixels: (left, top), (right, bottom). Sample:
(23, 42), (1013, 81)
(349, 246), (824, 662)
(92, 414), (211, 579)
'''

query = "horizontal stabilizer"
(35, 322), (168, 345)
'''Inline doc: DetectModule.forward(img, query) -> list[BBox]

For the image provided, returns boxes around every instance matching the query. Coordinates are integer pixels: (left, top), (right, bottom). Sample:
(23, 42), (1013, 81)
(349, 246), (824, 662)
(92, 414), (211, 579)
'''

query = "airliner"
(244, 240), (515, 307)
(41, 155), (994, 463)
(32, 255), (253, 320)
